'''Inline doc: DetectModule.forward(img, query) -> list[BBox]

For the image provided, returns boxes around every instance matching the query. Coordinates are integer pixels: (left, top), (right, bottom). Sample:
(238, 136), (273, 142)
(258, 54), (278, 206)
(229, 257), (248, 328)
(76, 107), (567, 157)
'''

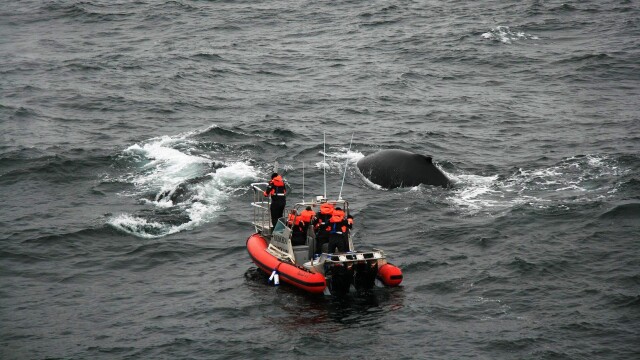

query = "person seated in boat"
(327, 206), (352, 253)
(263, 172), (286, 228)
(313, 202), (334, 254)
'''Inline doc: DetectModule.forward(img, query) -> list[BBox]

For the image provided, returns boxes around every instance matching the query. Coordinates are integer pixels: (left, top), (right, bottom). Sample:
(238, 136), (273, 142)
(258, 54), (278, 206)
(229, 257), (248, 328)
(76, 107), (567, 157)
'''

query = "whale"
(154, 162), (225, 204)
(356, 149), (451, 189)
(155, 175), (212, 204)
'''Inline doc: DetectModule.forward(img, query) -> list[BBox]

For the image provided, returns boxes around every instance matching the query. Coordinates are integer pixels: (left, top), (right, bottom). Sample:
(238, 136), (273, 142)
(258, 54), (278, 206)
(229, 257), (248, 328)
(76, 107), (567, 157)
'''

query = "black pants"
(327, 233), (347, 254)
(270, 198), (285, 227)
(315, 231), (329, 254)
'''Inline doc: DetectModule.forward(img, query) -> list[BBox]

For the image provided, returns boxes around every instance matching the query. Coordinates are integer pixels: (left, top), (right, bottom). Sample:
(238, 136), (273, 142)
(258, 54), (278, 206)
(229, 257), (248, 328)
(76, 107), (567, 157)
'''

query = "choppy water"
(1, 0), (639, 359)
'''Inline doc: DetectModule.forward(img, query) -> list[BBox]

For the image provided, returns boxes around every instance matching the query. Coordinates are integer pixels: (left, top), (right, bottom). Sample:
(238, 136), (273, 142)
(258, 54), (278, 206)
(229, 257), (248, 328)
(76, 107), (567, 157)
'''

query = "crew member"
(313, 202), (334, 254)
(298, 206), (316, 233)
(263, 173), (286, 227)
(289, 206), (315, 246)
(327, 206), (352, 254)
(287, 209), (304, 245)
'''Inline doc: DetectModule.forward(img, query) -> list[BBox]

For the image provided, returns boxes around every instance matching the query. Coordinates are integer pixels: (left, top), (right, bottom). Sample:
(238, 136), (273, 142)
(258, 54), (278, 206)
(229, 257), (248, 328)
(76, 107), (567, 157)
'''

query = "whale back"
(356, 149), (450, 189)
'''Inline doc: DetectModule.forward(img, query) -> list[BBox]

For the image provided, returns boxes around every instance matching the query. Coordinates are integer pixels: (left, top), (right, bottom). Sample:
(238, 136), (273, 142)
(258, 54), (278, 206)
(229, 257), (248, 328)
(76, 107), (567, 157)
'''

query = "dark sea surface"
(1, 0), (639, 359)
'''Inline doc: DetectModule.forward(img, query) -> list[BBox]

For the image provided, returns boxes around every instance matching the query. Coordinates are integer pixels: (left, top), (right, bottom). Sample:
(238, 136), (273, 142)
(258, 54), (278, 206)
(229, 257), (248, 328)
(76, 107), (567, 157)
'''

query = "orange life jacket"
(320, 203), (334, 215)
(271, 175), (285, 187)
(329, 209), (345, 223)
(263, 175), (286, 197)
(315, 203), (334, 230)
(287, 212), (298, 225)
(329, 209), (348, 234)
(299, 209), (315, 224)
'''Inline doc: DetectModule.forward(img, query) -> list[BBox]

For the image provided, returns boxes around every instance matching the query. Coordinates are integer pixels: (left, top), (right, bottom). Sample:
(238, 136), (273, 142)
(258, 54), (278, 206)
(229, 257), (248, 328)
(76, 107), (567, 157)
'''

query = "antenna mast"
(338, 133), (354, 200)
(302, 161), (305, 204)
(323, 132), (327, 199)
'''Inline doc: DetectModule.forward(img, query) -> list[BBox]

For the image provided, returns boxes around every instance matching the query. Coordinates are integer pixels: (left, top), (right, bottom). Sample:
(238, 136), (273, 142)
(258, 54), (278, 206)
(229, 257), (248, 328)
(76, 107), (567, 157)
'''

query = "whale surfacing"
(356, 149), (450, 189)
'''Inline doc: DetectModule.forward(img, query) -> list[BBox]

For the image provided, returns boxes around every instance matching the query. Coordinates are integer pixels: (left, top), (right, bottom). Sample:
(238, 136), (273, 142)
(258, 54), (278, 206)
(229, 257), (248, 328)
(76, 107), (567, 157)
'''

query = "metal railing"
(250, 182), (271, 235)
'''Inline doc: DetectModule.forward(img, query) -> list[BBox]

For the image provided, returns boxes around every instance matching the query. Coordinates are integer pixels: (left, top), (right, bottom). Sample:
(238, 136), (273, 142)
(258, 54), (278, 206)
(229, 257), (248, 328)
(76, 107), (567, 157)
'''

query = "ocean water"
(1, 0), (639, 359)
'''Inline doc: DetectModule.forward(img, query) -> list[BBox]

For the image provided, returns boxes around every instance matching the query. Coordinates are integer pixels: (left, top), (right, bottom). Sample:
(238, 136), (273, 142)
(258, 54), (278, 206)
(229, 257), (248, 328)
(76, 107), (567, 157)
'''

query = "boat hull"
(246, 233), (327, 294)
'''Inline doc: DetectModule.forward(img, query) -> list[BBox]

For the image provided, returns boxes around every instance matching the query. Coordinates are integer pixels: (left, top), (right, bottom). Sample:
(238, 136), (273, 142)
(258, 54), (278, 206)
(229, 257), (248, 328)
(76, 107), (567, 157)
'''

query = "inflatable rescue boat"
(246, 182), (403, 295)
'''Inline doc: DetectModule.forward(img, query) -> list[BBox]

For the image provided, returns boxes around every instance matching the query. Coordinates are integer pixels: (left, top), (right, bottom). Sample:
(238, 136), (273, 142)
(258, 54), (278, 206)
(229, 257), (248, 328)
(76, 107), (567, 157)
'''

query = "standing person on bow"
(263, 172), (286, 228)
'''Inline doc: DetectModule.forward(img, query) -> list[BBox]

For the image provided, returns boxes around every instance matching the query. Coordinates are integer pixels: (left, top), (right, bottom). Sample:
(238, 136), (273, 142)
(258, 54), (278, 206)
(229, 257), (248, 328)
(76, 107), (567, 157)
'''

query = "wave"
(20, 227), (106, 244)
(556, 53), (611, 64)
(6, 105), (41, 119)
(186, 51), (225, 62)
(193, 125), (250, 142)
(0, 148), (112, 185)
(43, 1), (133, 23)
(608, 293), (640, 309)
(0, 249), (47, 264)
(599, 203), (640, 219)
(108, 127), (258, 238)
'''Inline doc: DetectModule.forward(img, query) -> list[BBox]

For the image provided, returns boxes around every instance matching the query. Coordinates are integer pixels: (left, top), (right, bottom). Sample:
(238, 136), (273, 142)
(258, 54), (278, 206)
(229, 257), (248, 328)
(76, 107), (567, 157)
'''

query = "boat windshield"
(273, 218), (287, 234)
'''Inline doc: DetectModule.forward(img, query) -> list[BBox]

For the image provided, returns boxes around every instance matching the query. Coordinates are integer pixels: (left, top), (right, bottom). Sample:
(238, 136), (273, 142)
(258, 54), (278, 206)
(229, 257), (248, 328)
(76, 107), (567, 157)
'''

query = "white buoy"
(269, 270), (276, 282)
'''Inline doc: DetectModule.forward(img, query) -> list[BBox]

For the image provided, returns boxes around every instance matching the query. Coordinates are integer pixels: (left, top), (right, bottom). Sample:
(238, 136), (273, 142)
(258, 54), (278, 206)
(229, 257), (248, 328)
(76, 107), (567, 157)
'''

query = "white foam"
(448, 173), (508, 212)
(316, 149), (364, 172)
(108, 214), (171, 239)
(110, 162), (258, 238)
(124, 135), (212, 190)
(111, 129), (259, 238)
(481, 26), (539, 44)
(334, 149), (365, 163)
(315, 160), (330, 170)
(446, 154), (624, 215)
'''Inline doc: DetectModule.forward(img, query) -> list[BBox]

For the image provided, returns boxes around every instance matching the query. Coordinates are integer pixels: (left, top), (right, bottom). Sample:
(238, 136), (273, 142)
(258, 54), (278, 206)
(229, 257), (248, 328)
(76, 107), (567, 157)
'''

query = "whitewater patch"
(109, 162), (256, 238)
(108, 129), (258, 238)
(445, 154), (625, 215)
(316, 148), (364, 172)
(446, 172), (532, 214)
(481, 26), (539, 44)
(124, 137), (213, 189)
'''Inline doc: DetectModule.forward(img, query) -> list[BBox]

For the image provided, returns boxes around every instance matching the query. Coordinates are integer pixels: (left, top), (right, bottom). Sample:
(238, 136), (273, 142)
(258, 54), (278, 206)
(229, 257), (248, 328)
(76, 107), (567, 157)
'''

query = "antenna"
(338, 133), (354, 200)
(323, 132), (327, 199)
(302, 161), (305, 204)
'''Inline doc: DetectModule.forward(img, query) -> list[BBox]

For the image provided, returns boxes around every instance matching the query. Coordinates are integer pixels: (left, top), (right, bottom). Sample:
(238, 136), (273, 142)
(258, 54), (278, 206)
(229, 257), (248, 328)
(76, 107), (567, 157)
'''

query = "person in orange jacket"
(327, 207), (352, 253)
(298, 206), (316, 231)
(263, 173), (286, 227)
(313, 202), (334, 253)
(289, 206), (315, 246)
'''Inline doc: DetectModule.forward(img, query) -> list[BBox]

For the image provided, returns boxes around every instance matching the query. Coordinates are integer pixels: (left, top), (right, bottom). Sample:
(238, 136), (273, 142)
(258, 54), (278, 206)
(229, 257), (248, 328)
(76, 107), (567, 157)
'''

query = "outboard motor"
(353, 261), (377, 292)
(327, 264), (352, 296)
